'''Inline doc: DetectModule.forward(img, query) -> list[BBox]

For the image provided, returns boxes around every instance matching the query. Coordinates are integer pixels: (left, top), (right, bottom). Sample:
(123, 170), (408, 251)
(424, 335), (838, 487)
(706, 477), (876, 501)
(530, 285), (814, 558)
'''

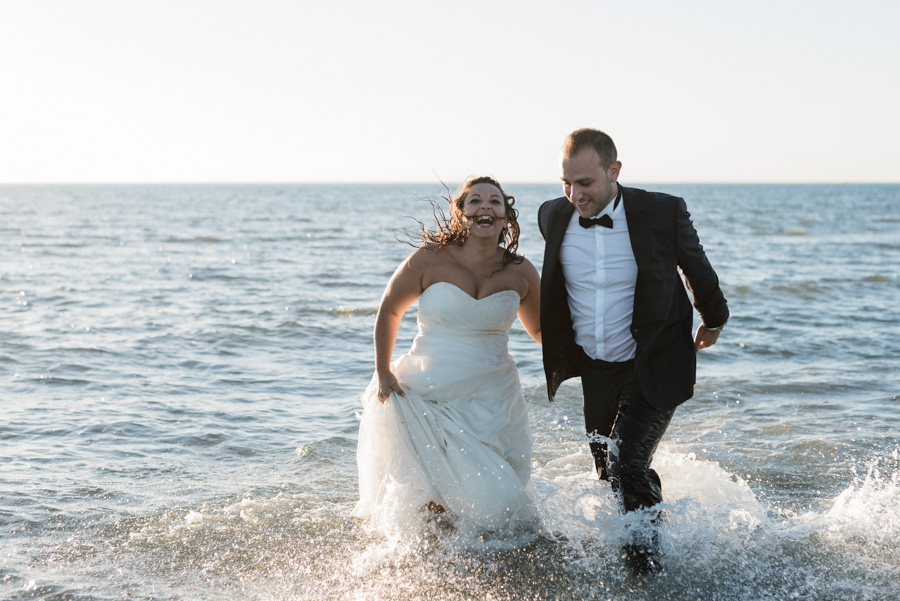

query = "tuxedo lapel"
(544, 199), (574, 275)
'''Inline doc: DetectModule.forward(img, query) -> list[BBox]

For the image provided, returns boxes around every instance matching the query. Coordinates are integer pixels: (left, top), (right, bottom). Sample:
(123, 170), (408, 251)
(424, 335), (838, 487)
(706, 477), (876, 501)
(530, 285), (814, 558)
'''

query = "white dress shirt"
(559, 193), (638, 362)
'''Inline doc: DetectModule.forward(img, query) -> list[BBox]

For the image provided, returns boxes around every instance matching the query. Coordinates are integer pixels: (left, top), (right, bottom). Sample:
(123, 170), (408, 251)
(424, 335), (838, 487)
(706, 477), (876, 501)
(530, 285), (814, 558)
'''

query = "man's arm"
(673, 197), (730, 335)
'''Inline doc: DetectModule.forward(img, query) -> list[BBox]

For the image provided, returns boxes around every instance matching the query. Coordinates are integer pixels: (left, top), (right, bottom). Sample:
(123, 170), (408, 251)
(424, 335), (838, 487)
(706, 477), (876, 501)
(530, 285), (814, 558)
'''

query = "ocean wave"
(864, 273), (896, 282)
(165, 235), (224, 244)
(330, 306), (377, 317)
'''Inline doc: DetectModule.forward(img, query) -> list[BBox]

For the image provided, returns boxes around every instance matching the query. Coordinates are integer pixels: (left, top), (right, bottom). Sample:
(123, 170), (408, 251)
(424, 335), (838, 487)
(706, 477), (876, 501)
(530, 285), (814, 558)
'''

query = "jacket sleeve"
(674, 197), (730, 329)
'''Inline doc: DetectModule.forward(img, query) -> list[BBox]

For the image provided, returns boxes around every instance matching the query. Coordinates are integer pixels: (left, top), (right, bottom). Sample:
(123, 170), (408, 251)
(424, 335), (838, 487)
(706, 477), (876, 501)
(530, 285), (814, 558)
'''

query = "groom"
(538, 128), (729, 570)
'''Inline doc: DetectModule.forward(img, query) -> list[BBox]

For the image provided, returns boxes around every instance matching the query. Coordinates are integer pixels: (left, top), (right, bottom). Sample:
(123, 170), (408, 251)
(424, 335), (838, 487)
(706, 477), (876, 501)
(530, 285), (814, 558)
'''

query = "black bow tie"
(579, 214), (613, 229)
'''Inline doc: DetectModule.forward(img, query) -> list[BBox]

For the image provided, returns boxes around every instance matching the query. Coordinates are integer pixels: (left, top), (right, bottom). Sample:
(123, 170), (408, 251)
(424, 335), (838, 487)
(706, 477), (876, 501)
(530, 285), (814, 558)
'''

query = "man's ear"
(608, 160), (622, 182)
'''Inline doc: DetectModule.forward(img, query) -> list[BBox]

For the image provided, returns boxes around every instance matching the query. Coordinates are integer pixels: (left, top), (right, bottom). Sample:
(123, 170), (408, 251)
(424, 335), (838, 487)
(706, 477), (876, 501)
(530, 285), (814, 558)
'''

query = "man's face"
(560, 148), (621, 218)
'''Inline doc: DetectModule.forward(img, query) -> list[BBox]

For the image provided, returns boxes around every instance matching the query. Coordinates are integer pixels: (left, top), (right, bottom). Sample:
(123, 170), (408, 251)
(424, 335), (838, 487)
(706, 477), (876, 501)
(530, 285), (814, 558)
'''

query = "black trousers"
(579, 352), (675, 513)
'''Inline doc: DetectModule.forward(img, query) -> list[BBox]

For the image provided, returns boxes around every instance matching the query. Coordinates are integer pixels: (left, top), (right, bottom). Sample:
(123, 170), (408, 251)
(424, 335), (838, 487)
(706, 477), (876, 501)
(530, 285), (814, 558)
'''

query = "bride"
(354, 176), (542, 535)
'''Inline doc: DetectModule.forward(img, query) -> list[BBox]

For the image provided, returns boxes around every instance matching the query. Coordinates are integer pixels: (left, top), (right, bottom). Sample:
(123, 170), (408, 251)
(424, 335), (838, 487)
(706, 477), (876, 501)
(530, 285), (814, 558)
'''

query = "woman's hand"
(376, 370), (405, 403)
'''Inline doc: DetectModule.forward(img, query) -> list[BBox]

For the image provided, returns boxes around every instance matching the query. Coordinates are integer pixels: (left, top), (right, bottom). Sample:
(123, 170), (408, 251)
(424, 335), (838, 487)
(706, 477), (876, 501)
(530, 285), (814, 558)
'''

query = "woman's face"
(460, 183), (506, 238)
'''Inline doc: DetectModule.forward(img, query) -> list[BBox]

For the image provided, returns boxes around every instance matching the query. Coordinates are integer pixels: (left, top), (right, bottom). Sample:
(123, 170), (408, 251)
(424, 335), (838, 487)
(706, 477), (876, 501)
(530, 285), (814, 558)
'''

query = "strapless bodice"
(410, 281), (520, 360)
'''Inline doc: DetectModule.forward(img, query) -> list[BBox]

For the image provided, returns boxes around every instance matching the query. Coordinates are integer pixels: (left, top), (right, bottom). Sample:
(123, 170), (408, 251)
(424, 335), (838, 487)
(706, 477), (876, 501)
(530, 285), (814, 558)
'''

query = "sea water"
(1, 183), (898, 600)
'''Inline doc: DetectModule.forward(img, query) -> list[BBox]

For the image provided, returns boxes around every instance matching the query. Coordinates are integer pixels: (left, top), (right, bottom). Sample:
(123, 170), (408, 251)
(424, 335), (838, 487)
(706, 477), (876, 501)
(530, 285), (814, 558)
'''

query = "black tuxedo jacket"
(538, 185), (729, 411)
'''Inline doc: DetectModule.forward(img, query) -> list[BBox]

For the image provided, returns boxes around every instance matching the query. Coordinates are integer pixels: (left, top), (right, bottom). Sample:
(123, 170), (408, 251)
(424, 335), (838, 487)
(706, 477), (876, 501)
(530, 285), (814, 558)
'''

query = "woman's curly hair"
(406, 176), (523, 269)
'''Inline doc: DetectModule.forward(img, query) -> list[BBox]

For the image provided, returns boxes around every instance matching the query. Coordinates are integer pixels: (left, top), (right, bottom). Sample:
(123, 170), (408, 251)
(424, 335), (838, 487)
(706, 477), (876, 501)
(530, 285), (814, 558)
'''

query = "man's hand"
(694, 324), (722, 353)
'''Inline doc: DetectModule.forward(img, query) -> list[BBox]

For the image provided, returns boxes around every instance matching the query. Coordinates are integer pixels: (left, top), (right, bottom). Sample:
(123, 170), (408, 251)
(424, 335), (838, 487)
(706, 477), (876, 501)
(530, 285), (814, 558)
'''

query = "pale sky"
(1, 0), (898, 184)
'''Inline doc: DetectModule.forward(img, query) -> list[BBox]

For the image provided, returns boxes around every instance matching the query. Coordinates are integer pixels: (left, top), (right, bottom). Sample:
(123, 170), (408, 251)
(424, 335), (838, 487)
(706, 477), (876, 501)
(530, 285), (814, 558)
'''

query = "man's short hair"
(562, 128), (618, 169)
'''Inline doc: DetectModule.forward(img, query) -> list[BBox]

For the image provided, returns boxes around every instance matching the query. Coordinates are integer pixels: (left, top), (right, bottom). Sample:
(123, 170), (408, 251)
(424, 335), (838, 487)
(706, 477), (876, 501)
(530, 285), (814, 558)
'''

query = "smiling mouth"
(472, 215), (498, 226)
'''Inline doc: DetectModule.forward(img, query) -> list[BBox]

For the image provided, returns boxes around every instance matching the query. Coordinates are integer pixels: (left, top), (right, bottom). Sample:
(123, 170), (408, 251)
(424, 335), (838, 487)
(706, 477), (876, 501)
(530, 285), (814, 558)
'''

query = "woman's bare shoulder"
(405, 244), (438, 266)
(508, 254), (539, 276)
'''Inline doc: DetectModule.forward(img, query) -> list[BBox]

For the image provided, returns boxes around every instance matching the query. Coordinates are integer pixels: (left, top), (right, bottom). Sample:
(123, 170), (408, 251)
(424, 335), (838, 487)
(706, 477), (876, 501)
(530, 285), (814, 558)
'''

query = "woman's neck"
(460, 237), (499, 259)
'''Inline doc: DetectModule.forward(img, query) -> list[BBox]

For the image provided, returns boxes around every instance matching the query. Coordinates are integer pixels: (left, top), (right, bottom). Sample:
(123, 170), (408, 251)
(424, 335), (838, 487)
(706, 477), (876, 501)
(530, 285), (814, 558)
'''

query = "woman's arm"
(373, 249), (429, 401)
(516, 258), (542, 345)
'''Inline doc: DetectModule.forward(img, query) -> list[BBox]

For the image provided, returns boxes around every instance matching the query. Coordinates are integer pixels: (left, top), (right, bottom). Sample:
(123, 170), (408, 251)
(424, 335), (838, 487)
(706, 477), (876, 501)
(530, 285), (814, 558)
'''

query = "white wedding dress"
(354, 281), (537, 534)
